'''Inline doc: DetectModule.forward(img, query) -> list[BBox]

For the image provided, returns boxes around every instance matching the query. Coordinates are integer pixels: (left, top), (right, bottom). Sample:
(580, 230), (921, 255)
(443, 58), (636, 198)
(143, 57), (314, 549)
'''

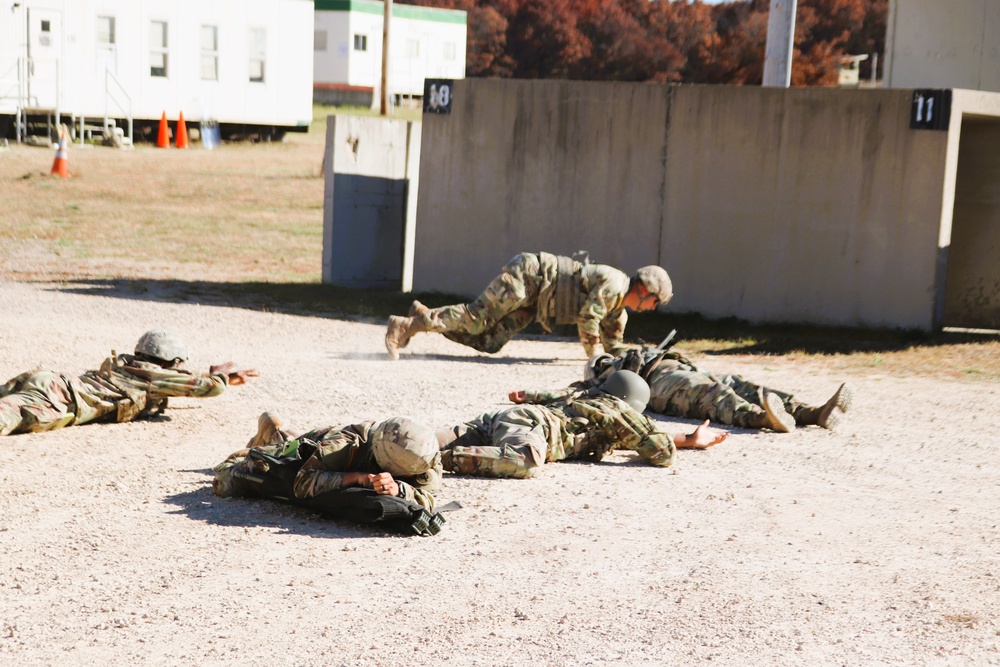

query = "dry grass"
(2, 105), (998, 381)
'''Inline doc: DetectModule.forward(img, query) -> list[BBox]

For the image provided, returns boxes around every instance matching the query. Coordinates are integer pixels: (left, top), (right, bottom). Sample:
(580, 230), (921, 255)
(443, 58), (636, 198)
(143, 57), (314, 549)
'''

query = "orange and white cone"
(50, 130), (69, 178)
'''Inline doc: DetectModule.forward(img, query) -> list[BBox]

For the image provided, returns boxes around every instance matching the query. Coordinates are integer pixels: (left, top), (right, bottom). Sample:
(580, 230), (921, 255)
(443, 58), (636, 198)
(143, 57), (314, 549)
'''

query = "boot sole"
(818, 383), (853, 430)
(763, 392), (795, 433)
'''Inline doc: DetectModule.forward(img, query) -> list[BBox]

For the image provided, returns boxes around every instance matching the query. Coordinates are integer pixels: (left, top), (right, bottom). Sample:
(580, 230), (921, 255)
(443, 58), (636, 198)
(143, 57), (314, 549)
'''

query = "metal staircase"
(1, 57), (133, 148)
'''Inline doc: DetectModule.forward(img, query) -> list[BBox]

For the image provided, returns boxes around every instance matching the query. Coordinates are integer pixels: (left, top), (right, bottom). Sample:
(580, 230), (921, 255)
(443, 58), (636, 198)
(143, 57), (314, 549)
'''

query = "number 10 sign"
(423, 79), (454, 115)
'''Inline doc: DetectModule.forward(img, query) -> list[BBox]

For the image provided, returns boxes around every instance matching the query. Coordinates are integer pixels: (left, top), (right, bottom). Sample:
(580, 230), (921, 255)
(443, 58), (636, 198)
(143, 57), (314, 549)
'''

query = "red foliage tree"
(401, 0), (888, 86)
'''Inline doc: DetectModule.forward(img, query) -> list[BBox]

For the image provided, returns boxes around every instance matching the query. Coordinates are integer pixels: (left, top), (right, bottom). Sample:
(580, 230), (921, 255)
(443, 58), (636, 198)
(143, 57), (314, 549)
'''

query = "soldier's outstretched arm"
(511, 386), (582, 405)
(674, 420), (729, 449)
(209, 362), (261, 385)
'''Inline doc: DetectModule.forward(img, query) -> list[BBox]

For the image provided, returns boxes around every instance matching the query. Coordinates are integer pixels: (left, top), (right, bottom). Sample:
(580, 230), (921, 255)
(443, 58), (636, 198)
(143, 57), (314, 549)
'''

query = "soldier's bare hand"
(369, 473), (399, 496)
(677, 420), (729, 449)
(508, 390), (526, 403)
(227, 368), (260, 385)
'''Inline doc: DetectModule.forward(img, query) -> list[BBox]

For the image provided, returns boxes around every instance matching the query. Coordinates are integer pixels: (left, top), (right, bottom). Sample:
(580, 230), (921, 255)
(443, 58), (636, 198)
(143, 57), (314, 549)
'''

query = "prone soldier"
(213, 413), (444, 533)
(436, 370), (728, 479)
(0, 329), (258, 437)
(579, 348), (853, 433)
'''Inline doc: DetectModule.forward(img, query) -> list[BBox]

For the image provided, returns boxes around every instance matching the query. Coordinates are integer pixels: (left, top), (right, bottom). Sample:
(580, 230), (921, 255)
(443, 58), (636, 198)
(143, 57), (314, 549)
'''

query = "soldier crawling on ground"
(0, 329), (258, 437)
(436, 370), (729, 480)
(212, 413), (446, 535)
(576, 347), (853, 433)
(384, 251), (673, 360)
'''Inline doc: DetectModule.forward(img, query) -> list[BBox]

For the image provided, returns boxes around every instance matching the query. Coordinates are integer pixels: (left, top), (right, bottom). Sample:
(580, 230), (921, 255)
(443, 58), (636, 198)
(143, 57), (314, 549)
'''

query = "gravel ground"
(0, 279), (998, 666)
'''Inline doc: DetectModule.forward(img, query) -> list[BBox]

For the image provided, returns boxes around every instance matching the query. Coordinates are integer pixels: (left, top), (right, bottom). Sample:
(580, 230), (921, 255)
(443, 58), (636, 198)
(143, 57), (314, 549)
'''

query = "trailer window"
(97, 16), (115, 45)
(201, 25), (218, 81)
(150, 20), (168, 77)
(314, 31), (327, 52)
(249, 28), (266, 83)
(353, 34), (367, 52)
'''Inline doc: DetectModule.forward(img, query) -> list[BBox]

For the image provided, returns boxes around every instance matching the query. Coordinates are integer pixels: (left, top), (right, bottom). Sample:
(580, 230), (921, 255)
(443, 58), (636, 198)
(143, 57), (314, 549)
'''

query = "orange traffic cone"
(156, 111), (170, 148)
(50, 130), (69, 177)
(175, 111), (190, 148)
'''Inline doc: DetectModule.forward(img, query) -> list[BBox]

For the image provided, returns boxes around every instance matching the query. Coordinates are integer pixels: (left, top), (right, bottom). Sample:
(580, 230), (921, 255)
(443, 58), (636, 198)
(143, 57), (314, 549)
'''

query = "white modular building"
(0, 0), (314, 143)
(313, 0), (466, 106)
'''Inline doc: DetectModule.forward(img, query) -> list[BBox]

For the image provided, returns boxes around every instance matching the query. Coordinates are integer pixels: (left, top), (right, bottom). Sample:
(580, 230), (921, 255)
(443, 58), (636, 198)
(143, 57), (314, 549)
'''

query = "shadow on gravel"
(329, 351), (568, 365)
(46, 278), (1000, 357)
(163, 486), (401, 540)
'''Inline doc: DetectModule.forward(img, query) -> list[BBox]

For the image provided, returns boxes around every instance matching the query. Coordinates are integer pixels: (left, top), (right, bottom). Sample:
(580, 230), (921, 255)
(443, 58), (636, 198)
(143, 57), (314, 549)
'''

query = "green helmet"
(371, 417), (440, 476)
(134, 329), (189, 364)
(600, 370), (650, 412)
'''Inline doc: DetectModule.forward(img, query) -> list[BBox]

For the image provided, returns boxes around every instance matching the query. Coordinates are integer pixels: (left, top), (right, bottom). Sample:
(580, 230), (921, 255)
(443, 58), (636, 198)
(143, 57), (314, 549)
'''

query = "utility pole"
(380, 0), (391, 115)
(762, 0), (797, 87)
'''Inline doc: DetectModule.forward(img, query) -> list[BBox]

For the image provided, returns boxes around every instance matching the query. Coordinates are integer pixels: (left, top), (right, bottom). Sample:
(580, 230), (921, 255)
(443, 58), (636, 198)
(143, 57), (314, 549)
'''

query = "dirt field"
(1, 278), (999, 666)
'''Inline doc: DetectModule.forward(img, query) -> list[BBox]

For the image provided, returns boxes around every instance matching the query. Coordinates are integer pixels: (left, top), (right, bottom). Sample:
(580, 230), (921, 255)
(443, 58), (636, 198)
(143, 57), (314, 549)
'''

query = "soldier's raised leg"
(385, 254), (539, 359)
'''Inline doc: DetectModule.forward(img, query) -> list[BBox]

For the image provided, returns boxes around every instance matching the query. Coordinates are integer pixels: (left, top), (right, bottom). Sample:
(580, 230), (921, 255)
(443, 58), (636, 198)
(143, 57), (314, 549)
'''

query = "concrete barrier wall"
(886, 0), (1000, 93)
(413, 79), (670, 294)
(944, 117), (1000, 327)
(413, 80), (956, 329)
(663, 87), (950, 329)
(322, 115), (420, 288)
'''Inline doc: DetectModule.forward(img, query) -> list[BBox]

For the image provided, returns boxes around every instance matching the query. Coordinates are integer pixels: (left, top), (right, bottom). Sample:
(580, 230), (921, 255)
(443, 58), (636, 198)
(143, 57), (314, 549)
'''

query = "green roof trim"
(315, 0), (467, 25)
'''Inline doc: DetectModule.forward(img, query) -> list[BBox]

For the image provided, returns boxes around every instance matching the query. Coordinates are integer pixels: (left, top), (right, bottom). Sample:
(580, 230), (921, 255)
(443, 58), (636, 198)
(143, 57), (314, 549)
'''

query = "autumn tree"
(402, 0), (888, 86)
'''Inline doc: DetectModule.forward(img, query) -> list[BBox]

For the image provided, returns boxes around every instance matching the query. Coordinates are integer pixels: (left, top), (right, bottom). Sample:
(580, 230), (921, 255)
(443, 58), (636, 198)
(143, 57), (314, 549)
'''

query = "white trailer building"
(0, 0), (314, 143)
(313, 0), (466, 106)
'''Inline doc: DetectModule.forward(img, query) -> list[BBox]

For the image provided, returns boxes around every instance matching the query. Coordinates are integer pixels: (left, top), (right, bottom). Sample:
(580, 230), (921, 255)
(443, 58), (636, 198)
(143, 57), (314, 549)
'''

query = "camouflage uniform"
(0, 354), (227, 436)
(213, 419), (442, 512)
(419, 252), (633, 356)
(588, 349), (811, 428)
(439, 388), (675, 479)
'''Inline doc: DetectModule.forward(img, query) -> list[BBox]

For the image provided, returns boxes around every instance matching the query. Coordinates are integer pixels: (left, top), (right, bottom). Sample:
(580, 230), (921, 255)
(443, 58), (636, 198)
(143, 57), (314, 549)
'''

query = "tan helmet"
(634, 265), (673, 306)
(371, 417), (441, 476)
(134, 329), (189, 364)
(600, 370), (650, 412)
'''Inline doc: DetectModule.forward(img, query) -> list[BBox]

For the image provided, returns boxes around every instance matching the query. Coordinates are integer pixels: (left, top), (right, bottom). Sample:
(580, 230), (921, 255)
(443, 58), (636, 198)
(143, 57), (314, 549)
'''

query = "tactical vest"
(537, 252), (587, 326)
(565, 396), (659, 462)
(100, 355), (166, 422)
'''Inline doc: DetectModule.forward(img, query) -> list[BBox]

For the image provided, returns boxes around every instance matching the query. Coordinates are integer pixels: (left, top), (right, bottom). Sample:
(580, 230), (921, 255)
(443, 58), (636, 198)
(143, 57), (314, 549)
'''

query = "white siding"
(314, 4), (467, 96)
(0, 0), (313, 128)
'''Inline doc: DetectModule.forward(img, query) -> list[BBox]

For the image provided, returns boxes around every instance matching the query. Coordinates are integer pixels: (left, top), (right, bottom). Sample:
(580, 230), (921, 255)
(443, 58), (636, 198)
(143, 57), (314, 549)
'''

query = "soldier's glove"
(621, 348), (644, 373)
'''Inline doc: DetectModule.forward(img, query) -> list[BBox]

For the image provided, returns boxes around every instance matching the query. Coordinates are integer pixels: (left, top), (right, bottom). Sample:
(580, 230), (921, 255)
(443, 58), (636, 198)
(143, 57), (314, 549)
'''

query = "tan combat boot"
(816, 383), (852, 430)
(394, 301), (431, 350)
(247, 411), (287, 448)
(761, 392), (795, 433)
(408, 300), (431, 317)
(385, 316), (426, 360)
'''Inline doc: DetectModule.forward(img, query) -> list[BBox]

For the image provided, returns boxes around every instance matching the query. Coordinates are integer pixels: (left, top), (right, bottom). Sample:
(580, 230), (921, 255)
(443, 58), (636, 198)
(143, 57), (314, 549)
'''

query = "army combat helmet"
(600, 369), (650, 412)
(634, 265), (673, 307)
(371, 417), (441, 477)
(134, 329), (189, 366)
